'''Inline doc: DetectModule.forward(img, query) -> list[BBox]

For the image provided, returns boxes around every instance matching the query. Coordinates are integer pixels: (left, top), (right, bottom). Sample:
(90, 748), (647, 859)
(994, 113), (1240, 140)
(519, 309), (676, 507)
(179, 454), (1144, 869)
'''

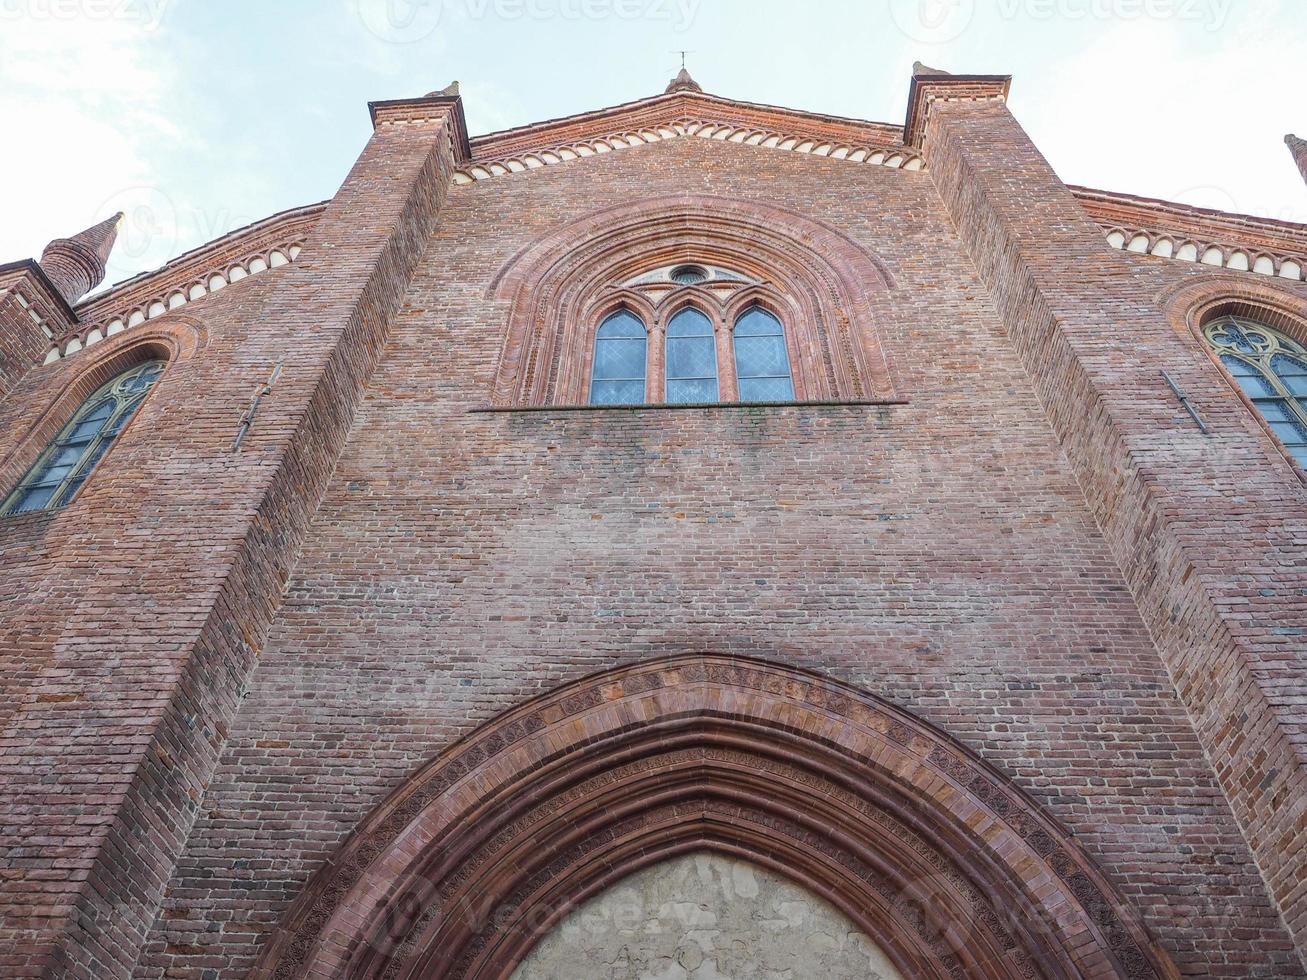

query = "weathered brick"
(0, 72), (1304, 979)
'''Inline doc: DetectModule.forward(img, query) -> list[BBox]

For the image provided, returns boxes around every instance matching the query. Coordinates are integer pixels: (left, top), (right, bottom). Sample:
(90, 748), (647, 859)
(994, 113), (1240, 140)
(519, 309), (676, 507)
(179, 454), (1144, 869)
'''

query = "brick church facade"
(2, 64), (1306, 979)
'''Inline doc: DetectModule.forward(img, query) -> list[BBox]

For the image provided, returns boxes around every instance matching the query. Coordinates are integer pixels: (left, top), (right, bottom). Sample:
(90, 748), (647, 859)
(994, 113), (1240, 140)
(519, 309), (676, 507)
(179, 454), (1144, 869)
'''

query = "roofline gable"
(36, 80), (1307, 365)
(468, 89), (906, 161)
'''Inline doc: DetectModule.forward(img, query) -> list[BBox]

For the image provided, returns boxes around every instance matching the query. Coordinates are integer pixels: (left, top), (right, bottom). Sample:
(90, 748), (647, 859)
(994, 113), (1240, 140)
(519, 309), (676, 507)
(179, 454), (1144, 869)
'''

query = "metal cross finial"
(673, 50), (694, 70)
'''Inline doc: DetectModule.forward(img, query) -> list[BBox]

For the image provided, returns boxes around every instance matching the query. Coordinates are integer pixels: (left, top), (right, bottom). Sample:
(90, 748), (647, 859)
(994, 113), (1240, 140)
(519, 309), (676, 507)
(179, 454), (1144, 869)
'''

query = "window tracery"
(490, 196), (897, 407)
(2, 360), (165, 515)
(584, 264), (802, 406)
(589, 310), (648, 405)
(664, 307), (719, 403)
(733, 306), (795, 402)
(1204, 315), (1307, 466)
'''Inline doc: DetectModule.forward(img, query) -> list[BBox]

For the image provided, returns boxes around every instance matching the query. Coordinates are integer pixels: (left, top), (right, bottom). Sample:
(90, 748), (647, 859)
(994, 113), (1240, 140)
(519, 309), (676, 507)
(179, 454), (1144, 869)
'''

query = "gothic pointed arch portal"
(253, 656), (1178, 980)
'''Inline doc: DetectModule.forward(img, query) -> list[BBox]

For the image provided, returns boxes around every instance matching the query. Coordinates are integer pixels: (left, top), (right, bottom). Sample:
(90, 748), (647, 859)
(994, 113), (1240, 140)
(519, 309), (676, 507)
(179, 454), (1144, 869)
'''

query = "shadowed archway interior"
(252, 656), (1178, 980)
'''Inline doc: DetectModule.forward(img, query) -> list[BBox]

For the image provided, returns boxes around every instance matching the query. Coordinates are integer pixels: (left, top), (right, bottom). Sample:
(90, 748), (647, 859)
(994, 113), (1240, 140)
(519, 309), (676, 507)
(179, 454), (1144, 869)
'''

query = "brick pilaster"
(923, 95), (1307, 969)
(0, 95), (465, 979)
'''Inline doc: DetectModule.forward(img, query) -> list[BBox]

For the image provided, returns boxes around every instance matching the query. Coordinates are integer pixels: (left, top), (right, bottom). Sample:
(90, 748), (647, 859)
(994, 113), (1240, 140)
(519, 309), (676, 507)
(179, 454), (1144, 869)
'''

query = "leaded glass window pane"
(1220, 356), (1277, 397)
(590, 310), (647, 406)
(665, 308), (719, 404)
(733, 307), (795, 403)
(1, 360), (165, 516)
(13, 485), (57, 513)
(1273, 354), (1307, 397)
(1205, 316), (1307, 467)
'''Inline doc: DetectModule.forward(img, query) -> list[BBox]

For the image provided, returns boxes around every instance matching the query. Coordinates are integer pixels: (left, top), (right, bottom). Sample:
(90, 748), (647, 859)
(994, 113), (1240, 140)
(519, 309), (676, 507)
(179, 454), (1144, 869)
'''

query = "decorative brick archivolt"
(1160, 274), (1307, 345)
(453, 117), (924, 186)
(252, 655), (1178, 980)
(489, 195), (900, 406)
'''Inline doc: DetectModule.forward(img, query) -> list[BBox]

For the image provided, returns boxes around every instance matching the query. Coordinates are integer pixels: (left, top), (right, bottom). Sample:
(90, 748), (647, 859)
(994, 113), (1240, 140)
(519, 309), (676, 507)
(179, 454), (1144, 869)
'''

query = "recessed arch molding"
(488, 194), (900, 406)
(252, 655), (1178, 980)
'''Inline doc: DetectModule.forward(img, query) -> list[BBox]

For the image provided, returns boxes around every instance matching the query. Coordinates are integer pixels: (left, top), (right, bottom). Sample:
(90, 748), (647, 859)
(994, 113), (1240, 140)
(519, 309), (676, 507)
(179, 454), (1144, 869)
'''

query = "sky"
(1, 0), (1304, 289)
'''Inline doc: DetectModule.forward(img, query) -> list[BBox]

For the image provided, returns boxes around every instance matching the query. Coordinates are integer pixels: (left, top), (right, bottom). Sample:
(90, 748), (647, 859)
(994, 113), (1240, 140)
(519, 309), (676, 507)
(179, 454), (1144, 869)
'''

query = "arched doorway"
(253, 655), (1176, 979)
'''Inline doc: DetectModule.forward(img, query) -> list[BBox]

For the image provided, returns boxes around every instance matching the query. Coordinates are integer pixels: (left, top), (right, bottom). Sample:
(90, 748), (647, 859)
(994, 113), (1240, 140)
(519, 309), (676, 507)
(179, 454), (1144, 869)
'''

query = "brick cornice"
(0, 260), (79, 327)
(455, 115), (924, 186)
(1074, 186), (1307, 257)
(369, 95), (471, 162)
(903, 72), (1012, 150)
(74, 203), (326, 322)
(468, 89), (904, 161)
(44, 204), (328, 363)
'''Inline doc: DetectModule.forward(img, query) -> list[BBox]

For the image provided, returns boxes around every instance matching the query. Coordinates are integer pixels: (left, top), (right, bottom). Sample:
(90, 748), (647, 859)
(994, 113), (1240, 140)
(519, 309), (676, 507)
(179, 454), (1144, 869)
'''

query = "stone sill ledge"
(470, 399), (910, 414)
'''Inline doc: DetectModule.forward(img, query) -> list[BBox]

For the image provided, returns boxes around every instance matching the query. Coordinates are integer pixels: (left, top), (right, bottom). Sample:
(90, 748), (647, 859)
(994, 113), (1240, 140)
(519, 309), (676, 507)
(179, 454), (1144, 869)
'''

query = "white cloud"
(340, 0), (451, 77)
(0, 6), (193, 284)
(1, 0), (1303, 299)
(1013, 9), (1307, 222)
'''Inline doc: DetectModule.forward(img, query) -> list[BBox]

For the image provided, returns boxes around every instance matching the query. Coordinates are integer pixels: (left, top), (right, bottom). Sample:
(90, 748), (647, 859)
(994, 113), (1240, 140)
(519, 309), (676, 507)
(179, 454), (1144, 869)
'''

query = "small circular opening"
(670, 265), (709, 285)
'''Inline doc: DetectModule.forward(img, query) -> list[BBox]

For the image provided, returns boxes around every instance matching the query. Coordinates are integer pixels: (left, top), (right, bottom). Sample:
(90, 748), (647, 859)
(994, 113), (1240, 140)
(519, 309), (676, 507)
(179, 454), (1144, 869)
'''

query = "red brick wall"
(0, 265), (66, 404)
(926, 96), (1307, 967)
(121, 133), (1304, 978)
(0, 103), (460, 980)
(0, 301), (43, 407)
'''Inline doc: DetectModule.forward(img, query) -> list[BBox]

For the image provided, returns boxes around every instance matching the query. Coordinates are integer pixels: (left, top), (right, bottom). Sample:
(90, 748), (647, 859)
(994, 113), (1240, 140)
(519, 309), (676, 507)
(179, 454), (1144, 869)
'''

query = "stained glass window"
(665, 308), (719, 404)
(589, 310), (647, 405)
(2, 360), (165, 515)
(1204, 316), (1307, 467)
(733, 307), (795, 402)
